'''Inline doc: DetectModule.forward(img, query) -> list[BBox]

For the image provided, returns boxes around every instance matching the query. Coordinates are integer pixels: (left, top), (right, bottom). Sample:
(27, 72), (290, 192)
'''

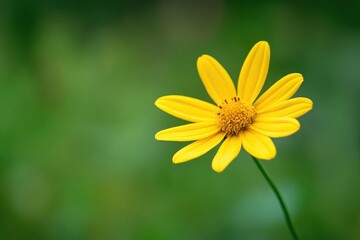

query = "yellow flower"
(155, 41), (313, 172)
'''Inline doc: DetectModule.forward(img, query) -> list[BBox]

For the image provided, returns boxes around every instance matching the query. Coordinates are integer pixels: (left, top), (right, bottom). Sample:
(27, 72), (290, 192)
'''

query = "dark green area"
(0, 1), (359, 239)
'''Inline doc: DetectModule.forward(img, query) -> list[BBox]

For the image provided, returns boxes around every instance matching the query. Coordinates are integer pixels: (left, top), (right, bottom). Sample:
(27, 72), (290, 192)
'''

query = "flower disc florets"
(218, 97), (257, 136)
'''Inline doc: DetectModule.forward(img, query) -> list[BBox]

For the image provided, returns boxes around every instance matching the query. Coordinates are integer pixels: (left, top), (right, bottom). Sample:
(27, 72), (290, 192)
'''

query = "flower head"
(155, 41), (312, 172)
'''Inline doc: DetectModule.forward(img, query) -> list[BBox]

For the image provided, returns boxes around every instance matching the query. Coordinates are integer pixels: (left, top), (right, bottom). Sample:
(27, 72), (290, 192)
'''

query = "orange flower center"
(217, 97), (257, 136)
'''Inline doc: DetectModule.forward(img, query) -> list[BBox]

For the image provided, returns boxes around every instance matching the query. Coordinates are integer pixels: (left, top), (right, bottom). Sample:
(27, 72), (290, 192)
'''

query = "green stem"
(251, 156), (299, 240)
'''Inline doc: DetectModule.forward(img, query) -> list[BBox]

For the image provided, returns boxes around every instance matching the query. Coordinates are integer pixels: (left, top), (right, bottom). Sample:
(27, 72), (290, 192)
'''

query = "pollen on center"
(217, 97), (257, 136)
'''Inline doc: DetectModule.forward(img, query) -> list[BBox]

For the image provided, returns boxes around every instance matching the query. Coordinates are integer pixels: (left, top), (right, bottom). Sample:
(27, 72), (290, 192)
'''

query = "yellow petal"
(249, 117), (300, 138)
(254, 73), (303, 110)
(241, 129), (276, 159)
(257, 97), (313, 118)
(212, 135), (241, 173)
(197, 55), (236, 105)
(172, 132), (225, 164)
(155, 122), (220, 142)
(155, 95), (218, 122)
(237, 41), (270, 104)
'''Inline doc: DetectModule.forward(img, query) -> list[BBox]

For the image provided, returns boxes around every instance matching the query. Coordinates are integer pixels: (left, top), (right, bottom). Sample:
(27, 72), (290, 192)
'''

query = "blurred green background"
(1, 0), (360, 239)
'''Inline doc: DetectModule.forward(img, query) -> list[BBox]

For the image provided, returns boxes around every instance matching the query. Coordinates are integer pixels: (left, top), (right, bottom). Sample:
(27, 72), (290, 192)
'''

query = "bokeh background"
(1, 0), (360, 239)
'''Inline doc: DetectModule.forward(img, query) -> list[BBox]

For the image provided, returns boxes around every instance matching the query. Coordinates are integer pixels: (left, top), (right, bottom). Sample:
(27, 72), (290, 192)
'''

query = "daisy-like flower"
(155, 41), (312, 173)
